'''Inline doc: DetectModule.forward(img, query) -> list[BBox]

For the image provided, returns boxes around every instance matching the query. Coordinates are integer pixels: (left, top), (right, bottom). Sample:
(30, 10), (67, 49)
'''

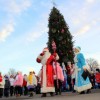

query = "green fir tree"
(47, 7), (74, 65)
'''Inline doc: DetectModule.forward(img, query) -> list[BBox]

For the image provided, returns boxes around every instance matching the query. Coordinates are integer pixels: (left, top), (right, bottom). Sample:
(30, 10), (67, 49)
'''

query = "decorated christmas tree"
(47, 7), (74, 65)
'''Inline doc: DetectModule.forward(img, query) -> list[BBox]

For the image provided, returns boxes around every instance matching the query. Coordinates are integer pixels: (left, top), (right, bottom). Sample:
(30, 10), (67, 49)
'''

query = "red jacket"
(0, 75), (2, 82)
(95, 73), (100, 83)
(23, 79), (27, 86)
(66, 66), (71, 75)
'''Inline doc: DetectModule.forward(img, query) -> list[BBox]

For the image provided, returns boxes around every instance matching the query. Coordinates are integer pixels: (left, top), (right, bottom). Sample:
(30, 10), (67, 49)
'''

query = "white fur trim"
(41, 87), (55, 93)
(41, 51), (51, 66)
(78, 68), (81, 71)
(41, 65), (55, 93)
(74, 83), (92, 92)
(42, 65), (46, 89)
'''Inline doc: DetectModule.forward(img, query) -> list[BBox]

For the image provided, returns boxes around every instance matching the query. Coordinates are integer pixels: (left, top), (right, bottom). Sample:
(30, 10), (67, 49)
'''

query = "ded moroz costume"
(36, 47), (59, 97)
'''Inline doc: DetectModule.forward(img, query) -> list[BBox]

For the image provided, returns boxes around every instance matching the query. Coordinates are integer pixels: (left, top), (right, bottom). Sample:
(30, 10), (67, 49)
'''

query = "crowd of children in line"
(0, 71), (38, 98)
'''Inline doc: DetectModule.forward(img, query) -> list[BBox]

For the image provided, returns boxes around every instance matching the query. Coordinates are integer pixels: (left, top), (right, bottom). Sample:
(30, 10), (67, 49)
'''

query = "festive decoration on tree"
(47, 7), (74, 65)
(52, 28), (56, 33)
(61, 29), (64, 33)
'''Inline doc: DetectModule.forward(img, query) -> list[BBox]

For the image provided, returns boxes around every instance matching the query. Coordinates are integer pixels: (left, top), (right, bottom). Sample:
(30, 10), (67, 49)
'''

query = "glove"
(36, 58), (41, 63)
(83, 68), (87, 72)
(40, 52), (44, 56)
(83, 66), (87, 71)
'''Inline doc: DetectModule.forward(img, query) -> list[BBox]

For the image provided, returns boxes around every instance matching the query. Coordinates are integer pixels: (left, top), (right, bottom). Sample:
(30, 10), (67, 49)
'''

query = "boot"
(86, 89), (91, 94)
(50, 92), (54, 96)
(59, 89), (61, 95)
(72, 90), (76, 93)
(29, 93), (33, 97)
(55, 92), (58, 95)
(79, 91), (85, 94)
(41, 93), (46, 97)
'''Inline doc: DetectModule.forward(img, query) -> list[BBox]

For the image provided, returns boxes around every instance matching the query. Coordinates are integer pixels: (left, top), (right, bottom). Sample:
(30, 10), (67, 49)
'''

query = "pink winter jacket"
(53, 62), (64, 82)
(14, 73), (23, 87)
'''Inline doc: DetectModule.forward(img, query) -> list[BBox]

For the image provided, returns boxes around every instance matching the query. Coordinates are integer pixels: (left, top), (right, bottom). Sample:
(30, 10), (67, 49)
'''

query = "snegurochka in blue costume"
(74, 46), (92, 94)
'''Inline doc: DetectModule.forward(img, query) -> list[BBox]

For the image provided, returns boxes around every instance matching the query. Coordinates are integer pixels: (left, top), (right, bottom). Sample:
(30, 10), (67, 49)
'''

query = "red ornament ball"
(61, 29), (64, 33)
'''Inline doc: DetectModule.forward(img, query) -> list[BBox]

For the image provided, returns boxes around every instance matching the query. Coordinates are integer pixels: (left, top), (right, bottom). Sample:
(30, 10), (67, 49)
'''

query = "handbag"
(81, 70), (89, 80)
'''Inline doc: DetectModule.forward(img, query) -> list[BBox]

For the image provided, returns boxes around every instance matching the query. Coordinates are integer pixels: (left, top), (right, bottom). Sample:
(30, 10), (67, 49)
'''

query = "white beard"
(41, 51), (51, 66)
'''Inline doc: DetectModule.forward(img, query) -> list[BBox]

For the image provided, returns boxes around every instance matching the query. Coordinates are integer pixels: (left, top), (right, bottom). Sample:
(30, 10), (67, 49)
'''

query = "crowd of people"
(0, 46), (100, 98)
(0, 71), (38, 98)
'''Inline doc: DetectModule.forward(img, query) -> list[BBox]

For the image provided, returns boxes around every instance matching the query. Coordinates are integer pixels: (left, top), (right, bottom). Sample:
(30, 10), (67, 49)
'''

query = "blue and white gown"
(74, 53), (92, 92)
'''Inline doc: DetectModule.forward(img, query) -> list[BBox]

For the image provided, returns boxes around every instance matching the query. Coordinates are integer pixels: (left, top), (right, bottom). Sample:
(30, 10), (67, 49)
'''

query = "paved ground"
(1, 89), (100, 100)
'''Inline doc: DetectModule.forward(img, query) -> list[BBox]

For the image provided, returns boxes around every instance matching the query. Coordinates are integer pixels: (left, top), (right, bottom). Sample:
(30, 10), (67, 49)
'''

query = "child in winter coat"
(14, 71), (23, 97)
(4, 76), (10, 97)
(27, 71), (37, 97)
(0, 72), (5, 98)
(23, 74), (28, 95)
(53, 62), (64, 95)
(9, 75), (14, 96)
